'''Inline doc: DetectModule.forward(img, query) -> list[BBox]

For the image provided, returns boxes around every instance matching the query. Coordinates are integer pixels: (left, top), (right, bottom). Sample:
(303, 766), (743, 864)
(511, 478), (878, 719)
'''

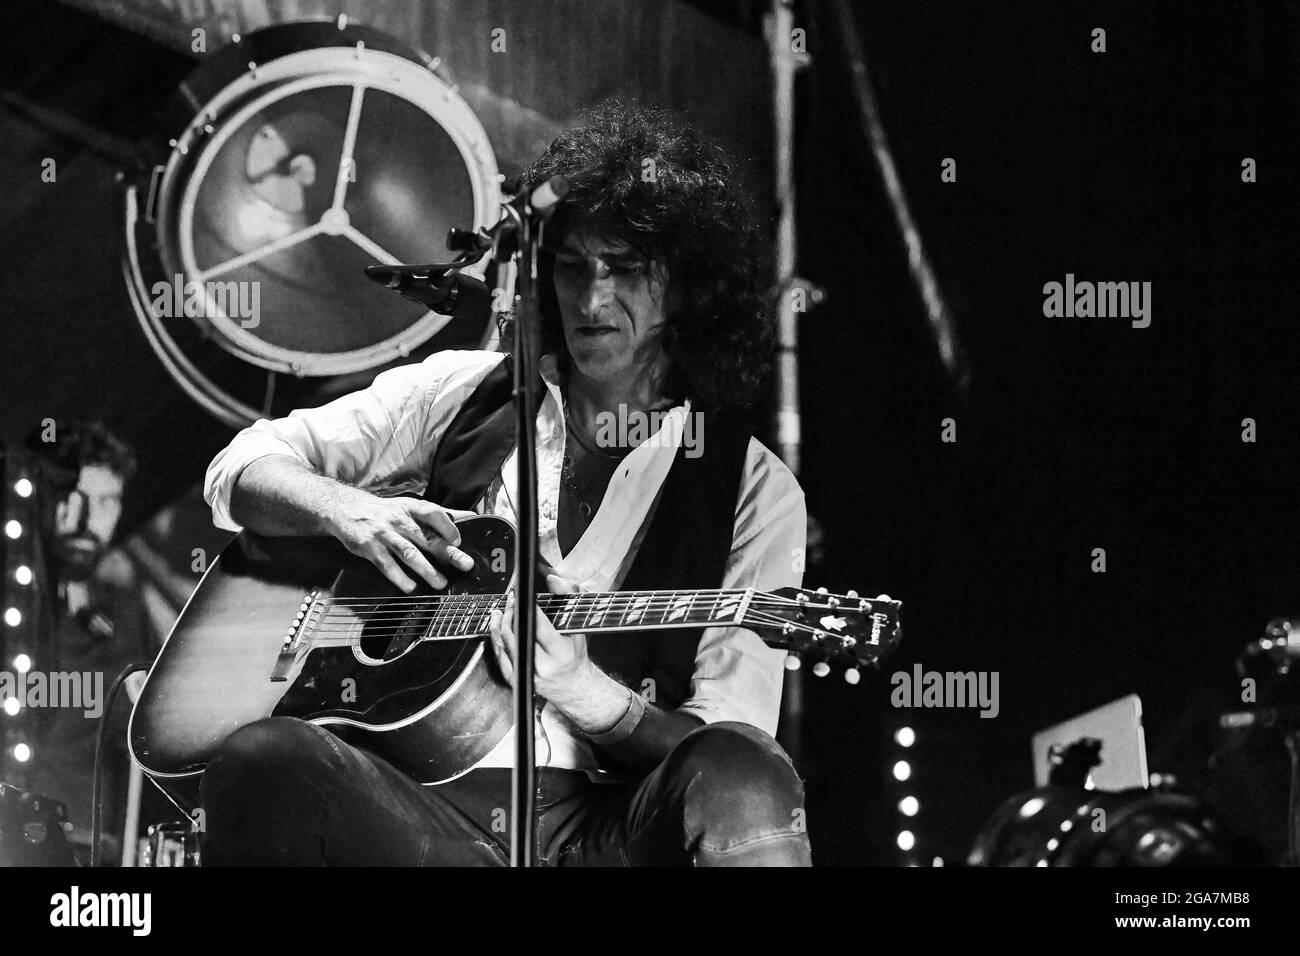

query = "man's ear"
(649, 258), (673, 309)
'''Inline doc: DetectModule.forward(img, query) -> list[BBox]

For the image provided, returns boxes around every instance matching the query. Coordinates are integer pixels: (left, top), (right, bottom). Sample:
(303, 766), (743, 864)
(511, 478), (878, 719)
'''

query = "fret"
(665, 591), (693, 624)
(613, 592), (636, 628)
(713, 592), (743, 623)
(712, 595), (743, 624)
(625, 593), (651, 624)
(555, 595), (577, 631)
(469, 597), (489, 635)
(587, 594), (614, 627)
(653, 591), (675, 626)
(572, 594), (588, 629)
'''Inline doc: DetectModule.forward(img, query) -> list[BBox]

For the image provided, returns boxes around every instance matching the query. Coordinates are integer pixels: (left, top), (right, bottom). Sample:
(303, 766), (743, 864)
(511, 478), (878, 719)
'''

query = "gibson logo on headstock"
(869, 612), (890, 645)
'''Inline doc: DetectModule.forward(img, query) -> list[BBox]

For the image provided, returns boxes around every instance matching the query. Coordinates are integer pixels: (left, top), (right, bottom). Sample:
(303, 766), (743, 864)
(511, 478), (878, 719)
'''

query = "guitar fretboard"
(418, 589), (751, 639)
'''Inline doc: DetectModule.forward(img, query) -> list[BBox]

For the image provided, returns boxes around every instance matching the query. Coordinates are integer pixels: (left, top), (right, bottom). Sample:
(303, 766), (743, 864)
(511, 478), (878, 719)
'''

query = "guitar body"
(129, 515), (516, 794)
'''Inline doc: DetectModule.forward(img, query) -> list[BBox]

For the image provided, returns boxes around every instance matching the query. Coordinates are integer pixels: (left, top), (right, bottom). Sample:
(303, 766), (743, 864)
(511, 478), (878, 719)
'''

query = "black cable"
(90, 660), (152, 868)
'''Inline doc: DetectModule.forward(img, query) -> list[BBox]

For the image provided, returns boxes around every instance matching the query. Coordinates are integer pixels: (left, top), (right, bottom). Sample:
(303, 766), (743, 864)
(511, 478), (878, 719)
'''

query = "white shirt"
(203, 350), (806, 772)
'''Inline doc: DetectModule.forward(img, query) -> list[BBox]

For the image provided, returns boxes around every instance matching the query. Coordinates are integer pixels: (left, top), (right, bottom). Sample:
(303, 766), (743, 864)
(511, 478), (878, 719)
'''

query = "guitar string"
(302, 608), (859, 643)
(311, 596), (815, 618)
(296, 612), (844, 647)
(320, 589), (758, 607)
(303, 601), (878, 632)
(315, 594), (804, 613)
(305, 597), (851, 628)
(317, 593), (870, 612)
(305, 600), (838, 630)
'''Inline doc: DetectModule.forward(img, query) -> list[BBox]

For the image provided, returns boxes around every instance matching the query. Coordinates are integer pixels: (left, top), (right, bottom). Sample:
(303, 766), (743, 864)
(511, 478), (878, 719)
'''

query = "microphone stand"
(488, 178), (566, 868)
(368, 177), (566, 867)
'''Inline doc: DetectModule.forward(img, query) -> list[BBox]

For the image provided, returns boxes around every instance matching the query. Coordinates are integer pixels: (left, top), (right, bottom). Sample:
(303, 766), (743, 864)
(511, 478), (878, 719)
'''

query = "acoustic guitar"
(129, 515), (902, 793)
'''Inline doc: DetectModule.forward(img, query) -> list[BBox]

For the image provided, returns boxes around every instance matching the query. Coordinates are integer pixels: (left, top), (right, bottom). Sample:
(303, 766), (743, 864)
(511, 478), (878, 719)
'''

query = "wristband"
(587, 686), (647, 746)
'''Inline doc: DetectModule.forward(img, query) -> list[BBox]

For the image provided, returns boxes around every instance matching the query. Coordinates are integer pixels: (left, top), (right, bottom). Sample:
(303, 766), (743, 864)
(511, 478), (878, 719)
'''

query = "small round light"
(897, 830), (915, 851)
(13, 743), (31, 763)
(14, 566), (32, 586)
(894, 726), (915, 747)
(1018, 796), (1046, 818)
(4, 520), (21, 539)
(899, 795), (919, 816)
(12, 654), (32, 674)
(892, 760), (911, 781)
(2, 697), (19, 716)
(13, 478), (33, 498)
(4, 608), (20, 627)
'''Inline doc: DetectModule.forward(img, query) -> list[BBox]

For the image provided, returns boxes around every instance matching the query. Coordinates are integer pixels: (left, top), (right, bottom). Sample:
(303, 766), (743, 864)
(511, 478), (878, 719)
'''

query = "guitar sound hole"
(357, 606), (424, 662)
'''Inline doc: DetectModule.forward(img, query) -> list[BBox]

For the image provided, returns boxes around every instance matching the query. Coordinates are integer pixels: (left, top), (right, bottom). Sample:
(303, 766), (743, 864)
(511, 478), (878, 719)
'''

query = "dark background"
(2, 0), (1299, 864)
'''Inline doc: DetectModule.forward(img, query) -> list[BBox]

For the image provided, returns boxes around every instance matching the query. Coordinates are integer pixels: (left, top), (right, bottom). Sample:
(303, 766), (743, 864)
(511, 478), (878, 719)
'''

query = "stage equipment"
(1218, 615), (1300, 864)
(139, 821), (201, 868)
(0, 781), (76, 867)
(967, 784), (1253, 867)
(120, 20), (501, 428)
(969, 702), (1261, 866)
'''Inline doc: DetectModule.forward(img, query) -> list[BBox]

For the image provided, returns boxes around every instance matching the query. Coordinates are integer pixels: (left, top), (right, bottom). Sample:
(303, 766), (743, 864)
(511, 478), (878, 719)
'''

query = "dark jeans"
(199, 717), (812, 866)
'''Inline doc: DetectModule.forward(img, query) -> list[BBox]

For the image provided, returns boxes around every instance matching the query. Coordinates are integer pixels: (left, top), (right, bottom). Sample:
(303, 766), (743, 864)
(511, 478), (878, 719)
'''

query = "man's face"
(55, 464), (125, 580)
(551, 223), (671, 385)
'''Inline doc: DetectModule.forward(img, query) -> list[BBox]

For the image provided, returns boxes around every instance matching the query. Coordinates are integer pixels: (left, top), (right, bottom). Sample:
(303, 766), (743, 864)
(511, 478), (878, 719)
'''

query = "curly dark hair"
(25, 420), (138, 490)
(518, 100), (773, 413)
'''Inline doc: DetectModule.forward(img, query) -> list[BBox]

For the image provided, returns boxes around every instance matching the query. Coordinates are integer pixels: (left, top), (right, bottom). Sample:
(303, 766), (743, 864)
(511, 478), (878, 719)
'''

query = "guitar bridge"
(270, 589), (320, 682)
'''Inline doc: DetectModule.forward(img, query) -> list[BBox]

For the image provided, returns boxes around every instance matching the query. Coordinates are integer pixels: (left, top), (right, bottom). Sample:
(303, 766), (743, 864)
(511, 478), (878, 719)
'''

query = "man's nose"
(578, 277), (615, 319)
(63, 490), (89, 534)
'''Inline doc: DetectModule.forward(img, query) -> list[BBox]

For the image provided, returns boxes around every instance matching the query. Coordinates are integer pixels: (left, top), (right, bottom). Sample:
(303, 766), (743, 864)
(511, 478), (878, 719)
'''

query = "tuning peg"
(783, 653), (802, 671)
(812, 661), (830, 678)
(844, 667), (861, 685)
(816, 587), (829, 595)
(846, 589), (859, 599)
(875, 593), (892, 602)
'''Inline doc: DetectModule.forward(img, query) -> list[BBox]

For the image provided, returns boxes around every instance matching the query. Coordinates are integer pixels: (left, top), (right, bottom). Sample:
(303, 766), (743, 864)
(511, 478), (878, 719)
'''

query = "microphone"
(504, 173), (570, 220)
(364, 173), (571, 314)
(363, 262), (492, 317)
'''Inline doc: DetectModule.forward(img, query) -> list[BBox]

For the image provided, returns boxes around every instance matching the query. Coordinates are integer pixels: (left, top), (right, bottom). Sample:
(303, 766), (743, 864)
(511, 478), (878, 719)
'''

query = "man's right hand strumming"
(329, 493), (476, 593)
(229, 453), (475, 593)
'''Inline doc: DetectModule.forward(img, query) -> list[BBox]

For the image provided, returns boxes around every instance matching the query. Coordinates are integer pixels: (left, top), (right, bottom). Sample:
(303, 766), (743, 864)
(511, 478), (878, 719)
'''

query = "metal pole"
(771, 0), (802, 477)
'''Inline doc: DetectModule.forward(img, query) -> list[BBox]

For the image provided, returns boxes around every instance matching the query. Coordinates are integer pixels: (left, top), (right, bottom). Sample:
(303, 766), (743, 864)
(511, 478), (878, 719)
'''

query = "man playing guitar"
(198, 101), (812, 866)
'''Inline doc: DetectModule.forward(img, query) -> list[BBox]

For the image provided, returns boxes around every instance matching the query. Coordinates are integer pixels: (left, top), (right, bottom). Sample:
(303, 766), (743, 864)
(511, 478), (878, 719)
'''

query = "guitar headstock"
(747, 587), (903, 683)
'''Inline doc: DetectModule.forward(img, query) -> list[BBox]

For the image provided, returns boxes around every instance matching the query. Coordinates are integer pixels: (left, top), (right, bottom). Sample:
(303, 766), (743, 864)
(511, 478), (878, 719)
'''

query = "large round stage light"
(121, 20), (501, 427)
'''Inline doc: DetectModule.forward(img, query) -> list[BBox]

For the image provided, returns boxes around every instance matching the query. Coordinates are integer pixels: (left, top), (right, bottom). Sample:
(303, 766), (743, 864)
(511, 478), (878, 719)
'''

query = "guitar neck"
(421, 588), (755, 639)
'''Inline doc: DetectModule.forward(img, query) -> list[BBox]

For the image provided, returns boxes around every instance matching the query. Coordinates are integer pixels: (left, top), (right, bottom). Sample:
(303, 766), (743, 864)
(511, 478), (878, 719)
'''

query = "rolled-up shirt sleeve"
(674, 441), (807, 737)
(203, 350), (505, 532)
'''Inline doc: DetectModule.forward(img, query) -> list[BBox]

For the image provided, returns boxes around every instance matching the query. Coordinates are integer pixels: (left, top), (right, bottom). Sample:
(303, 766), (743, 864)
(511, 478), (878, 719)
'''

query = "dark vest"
(422, 354), (751, 711)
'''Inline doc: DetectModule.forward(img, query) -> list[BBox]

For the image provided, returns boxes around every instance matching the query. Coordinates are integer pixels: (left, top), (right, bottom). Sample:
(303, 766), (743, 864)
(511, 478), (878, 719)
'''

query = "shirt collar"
(538, 352), (691, 417)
